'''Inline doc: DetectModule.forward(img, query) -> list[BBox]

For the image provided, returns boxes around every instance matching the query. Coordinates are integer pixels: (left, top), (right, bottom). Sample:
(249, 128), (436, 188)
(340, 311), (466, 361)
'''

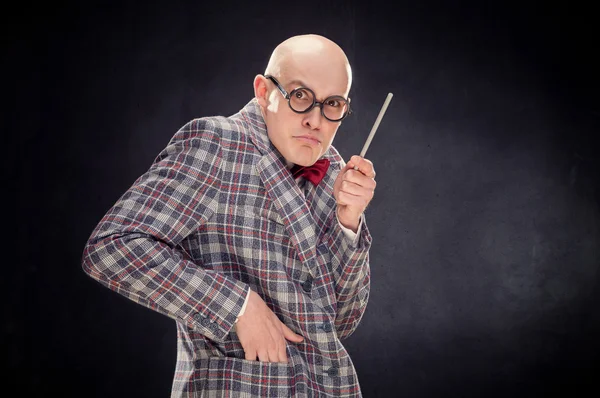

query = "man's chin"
(292, 157), (319, 167)
(286, 150), (319, 167)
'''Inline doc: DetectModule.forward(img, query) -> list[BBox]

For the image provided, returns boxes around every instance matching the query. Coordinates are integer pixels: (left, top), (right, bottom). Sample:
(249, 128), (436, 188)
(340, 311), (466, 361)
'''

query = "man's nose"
(303, 105), (323, 130)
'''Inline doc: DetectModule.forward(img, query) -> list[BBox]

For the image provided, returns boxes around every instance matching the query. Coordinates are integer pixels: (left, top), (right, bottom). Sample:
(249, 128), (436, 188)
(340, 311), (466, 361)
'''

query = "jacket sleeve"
(325, 209), (373, 340)
(81, 119), (249, 342)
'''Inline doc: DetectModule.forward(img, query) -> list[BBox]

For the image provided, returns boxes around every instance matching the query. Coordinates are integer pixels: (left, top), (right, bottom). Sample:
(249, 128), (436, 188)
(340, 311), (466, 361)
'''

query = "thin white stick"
(354, 92), (393, 170)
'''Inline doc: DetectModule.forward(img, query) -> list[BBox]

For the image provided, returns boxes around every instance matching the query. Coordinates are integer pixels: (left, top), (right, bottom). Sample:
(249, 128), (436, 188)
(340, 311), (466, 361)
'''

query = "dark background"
(5, 0), (599, 396)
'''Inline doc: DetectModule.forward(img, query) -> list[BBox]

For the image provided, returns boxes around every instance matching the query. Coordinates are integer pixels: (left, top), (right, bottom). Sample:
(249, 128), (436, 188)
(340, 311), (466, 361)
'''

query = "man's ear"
(253, 75), (268, 108)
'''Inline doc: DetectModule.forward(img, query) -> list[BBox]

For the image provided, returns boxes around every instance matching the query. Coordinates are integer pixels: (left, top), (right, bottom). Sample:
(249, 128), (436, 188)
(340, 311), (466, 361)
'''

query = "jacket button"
(201, 317), (211, 327)
(326, 366), (339, 377)
(302, 276), (313, 293)
(321, 322), (332, 332)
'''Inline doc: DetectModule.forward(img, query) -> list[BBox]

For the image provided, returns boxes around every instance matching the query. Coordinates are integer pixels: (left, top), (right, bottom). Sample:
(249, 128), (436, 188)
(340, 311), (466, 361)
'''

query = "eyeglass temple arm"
(265, 75), (290, 99)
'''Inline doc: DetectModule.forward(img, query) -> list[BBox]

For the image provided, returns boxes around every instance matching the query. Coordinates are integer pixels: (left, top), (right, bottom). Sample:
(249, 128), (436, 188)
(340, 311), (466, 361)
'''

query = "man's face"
(262, 69), (350, 167)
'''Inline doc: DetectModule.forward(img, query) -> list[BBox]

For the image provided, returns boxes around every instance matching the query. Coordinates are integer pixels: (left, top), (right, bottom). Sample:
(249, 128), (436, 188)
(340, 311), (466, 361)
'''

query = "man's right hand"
(234, 289), (304, 363)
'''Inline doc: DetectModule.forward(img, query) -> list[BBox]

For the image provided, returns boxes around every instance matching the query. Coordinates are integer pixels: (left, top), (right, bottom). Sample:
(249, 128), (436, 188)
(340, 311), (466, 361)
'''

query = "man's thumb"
(282, 323), (304, 343)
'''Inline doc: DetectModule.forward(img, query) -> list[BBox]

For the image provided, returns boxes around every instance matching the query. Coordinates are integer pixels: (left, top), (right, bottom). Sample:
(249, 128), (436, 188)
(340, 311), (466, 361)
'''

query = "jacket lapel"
(256, 152), (318, 272)
(237, 99), (319, 275)
(303, 161), (340, 239)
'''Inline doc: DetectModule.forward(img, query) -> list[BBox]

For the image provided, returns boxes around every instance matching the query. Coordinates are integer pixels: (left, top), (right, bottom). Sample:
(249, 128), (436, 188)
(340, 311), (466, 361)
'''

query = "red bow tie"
(290, 158), (330, 186)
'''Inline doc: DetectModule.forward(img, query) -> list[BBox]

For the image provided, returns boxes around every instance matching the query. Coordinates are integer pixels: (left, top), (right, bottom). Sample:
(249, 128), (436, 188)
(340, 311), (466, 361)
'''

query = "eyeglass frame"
(264, 74), (352, 122)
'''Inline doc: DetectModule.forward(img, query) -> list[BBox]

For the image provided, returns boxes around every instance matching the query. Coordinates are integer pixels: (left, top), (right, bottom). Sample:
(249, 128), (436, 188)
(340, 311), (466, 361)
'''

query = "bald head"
(264, 34), (352, 96)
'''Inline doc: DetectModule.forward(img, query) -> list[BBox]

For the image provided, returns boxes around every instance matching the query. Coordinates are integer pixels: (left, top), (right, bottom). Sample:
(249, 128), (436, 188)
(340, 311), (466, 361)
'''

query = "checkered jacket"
(81, 98), (372, 397)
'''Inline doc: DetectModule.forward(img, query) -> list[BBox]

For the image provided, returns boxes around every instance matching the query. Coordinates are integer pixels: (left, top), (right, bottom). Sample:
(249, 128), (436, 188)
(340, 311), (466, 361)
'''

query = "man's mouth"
(294, 135), (321, 145)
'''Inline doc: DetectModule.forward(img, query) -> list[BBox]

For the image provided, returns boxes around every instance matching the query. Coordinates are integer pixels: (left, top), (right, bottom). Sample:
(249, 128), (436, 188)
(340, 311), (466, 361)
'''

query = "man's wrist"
(336, 208), (360, 233)
(234, 289), (251, 324)
(337, 210), (363, 245)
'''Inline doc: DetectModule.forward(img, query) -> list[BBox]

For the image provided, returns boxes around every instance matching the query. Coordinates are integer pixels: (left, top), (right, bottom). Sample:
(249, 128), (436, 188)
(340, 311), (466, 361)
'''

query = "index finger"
(278, 342), (288, 364)
(348, 156), (376, 179)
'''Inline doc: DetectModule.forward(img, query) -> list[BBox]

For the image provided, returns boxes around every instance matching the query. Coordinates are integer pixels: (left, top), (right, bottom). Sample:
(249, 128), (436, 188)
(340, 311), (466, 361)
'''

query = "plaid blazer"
(82, 98), (372, 397)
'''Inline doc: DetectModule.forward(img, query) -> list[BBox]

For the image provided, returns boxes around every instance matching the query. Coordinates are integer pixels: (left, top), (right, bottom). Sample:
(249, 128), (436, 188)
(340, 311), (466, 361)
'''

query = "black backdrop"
(5, 1), (599, 397)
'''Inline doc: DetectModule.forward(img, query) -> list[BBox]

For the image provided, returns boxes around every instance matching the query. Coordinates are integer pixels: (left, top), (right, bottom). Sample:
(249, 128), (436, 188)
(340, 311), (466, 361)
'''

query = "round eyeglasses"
(265, 75), (352, 122)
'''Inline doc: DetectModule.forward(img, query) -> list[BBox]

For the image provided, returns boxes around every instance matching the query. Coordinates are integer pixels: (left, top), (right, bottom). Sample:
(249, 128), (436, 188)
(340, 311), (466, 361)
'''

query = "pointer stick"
(354, 92), (393, 170)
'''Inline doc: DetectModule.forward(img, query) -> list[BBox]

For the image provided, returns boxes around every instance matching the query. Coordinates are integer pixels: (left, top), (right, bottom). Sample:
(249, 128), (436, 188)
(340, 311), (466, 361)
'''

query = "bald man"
(82, 34), (376, 397)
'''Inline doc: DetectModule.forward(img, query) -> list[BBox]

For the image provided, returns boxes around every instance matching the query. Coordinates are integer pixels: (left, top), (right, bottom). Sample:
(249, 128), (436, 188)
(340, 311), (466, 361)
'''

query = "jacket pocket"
(199, 356), (292, 397)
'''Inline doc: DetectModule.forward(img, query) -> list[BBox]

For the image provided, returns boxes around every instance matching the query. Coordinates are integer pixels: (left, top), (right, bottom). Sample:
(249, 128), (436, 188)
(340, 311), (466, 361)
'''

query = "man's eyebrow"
(287, 79), (308, 88)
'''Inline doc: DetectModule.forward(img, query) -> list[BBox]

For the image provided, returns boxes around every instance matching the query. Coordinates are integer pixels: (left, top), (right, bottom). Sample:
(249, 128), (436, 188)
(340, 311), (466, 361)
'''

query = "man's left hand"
(333, 155), (377, 232)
